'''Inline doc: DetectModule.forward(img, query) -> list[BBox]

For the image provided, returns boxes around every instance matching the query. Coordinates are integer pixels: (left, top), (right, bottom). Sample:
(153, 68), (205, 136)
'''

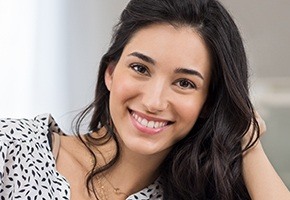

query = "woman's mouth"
(130, 110), (173, 131)
(132, 112), (168, 129)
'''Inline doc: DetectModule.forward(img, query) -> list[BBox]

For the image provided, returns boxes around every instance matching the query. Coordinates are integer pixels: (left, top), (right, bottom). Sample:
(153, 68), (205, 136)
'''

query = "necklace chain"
(96, 176), (108, 200)
(95, 171), (129, 200)
(102, 173), (129, 197)
(90, 152), (129, 199)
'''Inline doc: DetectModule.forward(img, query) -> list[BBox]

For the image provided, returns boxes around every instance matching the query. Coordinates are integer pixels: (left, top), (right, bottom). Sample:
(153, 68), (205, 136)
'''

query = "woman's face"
(105, 23), (211, 157)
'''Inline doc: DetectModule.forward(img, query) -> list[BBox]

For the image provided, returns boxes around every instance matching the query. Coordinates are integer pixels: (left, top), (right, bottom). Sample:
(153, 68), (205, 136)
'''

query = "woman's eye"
(130, 64), (150, 76)
(175, 79), (196, 89)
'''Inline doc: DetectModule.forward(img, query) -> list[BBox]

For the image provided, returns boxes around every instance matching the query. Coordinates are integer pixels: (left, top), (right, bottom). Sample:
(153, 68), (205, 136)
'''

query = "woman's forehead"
(121, 23), (212, 79)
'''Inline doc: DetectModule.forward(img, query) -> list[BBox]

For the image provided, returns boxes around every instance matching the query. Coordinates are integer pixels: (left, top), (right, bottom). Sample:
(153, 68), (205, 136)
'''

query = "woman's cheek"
(112, 75), (142, 99)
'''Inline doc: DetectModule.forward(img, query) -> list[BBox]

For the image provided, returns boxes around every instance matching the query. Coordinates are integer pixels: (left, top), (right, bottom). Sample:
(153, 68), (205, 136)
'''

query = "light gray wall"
(63, 1), (130, 111)
(56, 1), (124, 113)
(221, 0), (290, 78)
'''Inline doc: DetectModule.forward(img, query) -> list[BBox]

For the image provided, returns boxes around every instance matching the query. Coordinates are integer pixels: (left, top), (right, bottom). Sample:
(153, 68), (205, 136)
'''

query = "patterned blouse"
(0, 114), (163, 199)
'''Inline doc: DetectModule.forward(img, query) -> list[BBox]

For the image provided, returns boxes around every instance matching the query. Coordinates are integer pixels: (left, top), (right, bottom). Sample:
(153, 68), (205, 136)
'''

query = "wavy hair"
(75, 0), (260, 199)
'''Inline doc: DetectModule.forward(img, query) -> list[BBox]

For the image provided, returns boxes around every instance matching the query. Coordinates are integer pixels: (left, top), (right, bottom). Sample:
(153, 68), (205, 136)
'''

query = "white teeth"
(154, 122), (160, 128)
(147, 121), (155, 128)
(141, 119), (148, 126)
(137, 117), (142, 123)
(132, 112), (168, 129)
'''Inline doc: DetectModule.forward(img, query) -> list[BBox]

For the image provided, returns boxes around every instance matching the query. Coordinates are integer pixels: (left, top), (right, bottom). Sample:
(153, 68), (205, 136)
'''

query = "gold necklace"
(90, 154), (129, 199)
(96, 176), (108, 200)
(95, 172), (129, 200)
(102, 173), (129, 197)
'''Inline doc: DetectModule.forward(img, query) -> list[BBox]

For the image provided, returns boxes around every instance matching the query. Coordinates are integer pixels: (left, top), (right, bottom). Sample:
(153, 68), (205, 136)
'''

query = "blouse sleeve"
(0, 114), (70, 199)
(0, 118), (24, 194)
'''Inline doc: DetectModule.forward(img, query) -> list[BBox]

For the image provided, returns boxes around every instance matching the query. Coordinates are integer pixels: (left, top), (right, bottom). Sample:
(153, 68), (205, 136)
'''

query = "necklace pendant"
(114, 188), (121, 195)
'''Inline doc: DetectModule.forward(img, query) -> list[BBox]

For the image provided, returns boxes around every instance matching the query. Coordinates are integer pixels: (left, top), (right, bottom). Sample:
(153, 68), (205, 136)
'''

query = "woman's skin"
(243, 141), (290, 199)
(57, 23), (211, 200)
(242, 113), (290, 199)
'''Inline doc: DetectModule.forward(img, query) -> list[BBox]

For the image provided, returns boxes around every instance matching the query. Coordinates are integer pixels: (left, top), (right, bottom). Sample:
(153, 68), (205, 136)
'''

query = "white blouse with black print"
(0, 114), (163, 200)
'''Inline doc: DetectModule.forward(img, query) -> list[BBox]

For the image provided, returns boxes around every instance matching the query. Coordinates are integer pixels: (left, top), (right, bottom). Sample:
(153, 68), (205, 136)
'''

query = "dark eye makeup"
(174, 79), (197, 89)
(130, 63), (150, 76)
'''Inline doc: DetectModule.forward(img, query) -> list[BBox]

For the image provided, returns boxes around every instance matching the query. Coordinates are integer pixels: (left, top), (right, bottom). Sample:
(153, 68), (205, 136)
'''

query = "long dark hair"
(75, 0), (260, 199)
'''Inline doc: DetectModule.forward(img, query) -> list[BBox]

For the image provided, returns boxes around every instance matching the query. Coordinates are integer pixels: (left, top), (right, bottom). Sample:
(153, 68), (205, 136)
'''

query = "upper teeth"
(132, 112), (167, 129)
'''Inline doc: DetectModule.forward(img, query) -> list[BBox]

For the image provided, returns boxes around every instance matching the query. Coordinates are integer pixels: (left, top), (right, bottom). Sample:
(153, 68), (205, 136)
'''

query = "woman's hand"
(242, 111), (290, 199)
(242, 111), (266, 151)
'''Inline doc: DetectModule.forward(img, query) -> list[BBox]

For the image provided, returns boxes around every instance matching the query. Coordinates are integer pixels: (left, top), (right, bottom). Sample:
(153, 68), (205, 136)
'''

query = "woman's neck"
(93, 129), (168, 197)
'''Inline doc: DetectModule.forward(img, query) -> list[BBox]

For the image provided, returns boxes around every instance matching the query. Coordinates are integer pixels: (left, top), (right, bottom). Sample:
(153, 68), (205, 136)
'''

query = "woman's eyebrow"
(174, 68), (204, 80)
(128, 52), (204, 80)
(128, 52), (156, 65)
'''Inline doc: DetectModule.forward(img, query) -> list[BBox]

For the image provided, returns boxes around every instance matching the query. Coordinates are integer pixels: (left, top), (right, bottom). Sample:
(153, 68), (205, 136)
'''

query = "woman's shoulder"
(0, 113), (63, 143)
(0, 114), (71, 199)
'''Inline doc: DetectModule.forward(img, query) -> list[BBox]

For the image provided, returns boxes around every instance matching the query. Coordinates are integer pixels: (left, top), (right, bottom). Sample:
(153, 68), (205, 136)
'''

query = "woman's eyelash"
(175, 79), (197, 89)
(129, 64), (196, 89)
(130, 63), (150, 75)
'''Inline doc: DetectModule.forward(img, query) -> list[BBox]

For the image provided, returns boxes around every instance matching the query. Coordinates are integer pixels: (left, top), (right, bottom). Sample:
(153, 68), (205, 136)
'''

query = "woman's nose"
(141, 80), (169, 113)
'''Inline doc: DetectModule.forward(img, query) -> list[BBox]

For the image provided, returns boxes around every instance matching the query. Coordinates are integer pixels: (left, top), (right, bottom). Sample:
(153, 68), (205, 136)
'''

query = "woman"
(0, 0), (289, 199)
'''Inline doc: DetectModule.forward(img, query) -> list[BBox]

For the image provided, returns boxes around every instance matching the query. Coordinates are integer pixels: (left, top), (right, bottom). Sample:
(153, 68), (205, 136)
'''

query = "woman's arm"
(243, 114), (290, 199)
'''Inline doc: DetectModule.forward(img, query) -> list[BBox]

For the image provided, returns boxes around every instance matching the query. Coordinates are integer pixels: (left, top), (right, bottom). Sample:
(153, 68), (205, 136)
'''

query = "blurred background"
(0, 0), (289, 188)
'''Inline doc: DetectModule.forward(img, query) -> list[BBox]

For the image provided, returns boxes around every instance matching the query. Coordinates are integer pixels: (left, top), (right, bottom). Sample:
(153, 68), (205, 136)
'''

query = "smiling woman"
(0, 0), (289, 200)
(104, 23), (211, 156)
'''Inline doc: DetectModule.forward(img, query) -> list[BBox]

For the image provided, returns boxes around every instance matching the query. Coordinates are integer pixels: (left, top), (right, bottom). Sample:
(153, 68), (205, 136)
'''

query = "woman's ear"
(104, 62), (116, 91)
